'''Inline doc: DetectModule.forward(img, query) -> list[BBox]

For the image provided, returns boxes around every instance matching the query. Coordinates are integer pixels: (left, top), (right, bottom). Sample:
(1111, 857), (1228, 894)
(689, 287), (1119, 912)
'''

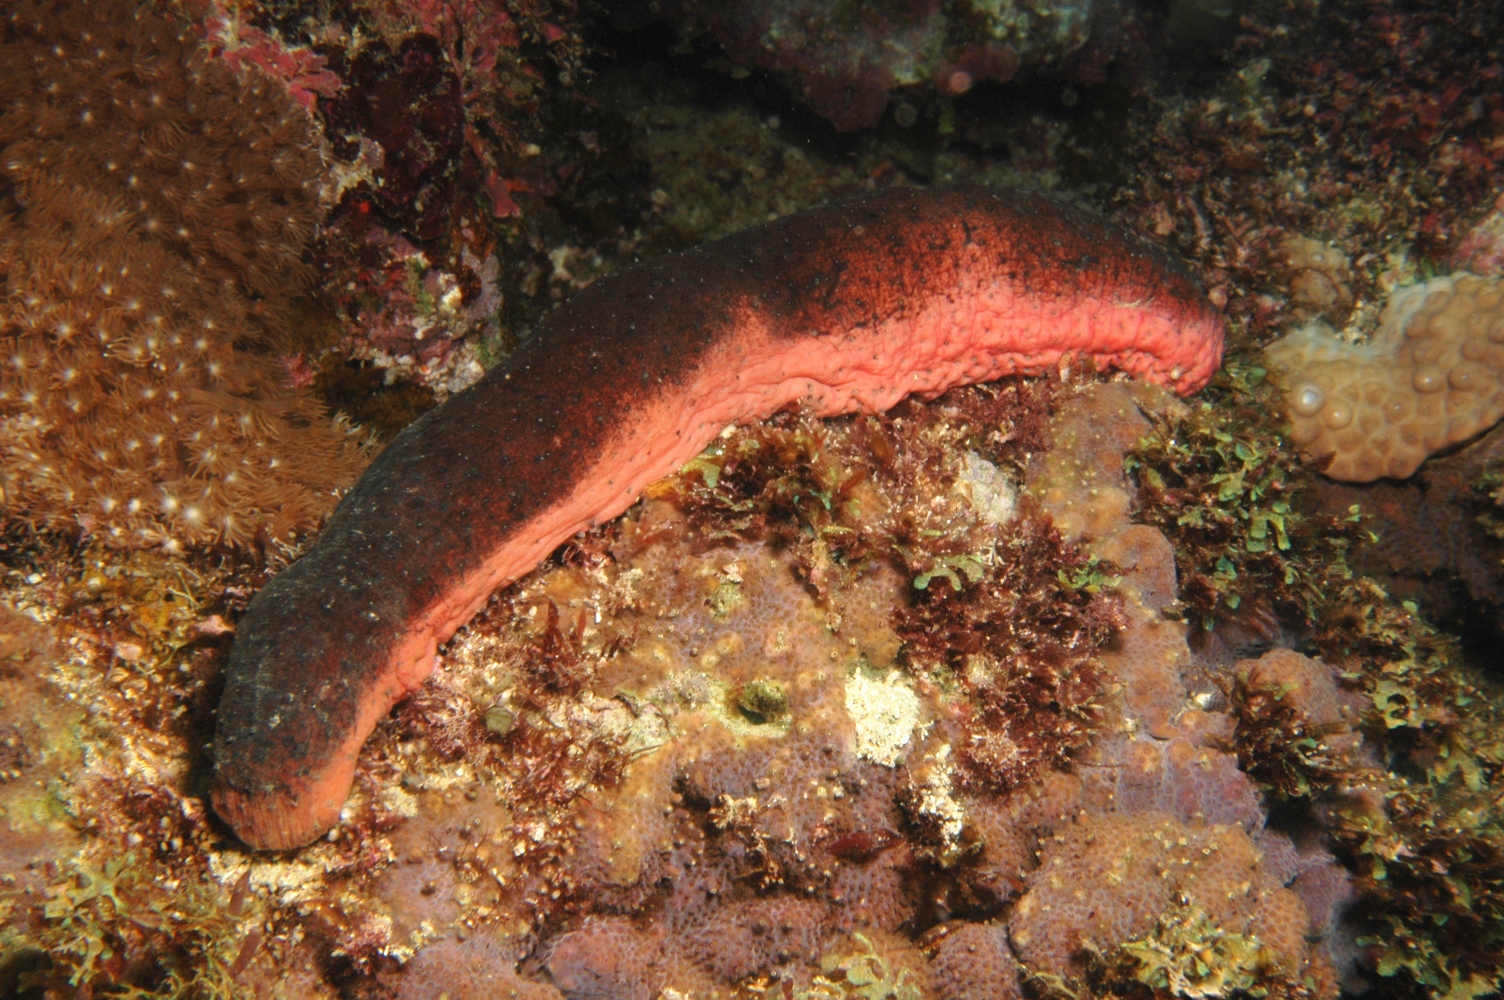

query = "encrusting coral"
(0, 0), (367, 550)
(1010, 812), (1312, 982)
(1265, 274), (1504, 482)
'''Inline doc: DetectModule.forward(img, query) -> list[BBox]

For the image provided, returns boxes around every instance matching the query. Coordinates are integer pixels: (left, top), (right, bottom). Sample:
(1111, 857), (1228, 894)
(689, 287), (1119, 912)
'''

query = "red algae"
(211, 184), (1225, 850)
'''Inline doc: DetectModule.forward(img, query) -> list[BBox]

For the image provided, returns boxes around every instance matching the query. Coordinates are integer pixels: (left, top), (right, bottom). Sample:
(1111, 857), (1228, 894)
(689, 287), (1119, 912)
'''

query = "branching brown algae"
(4, 0), (1504, 997)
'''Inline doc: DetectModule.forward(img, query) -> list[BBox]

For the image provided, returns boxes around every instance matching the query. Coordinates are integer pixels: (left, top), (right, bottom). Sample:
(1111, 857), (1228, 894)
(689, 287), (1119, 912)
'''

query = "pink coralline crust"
(1451, 198), (1504, 276)
(203, 9), (341, 111)
(212, 185), (1224, 850)
(395, 0), (520, 76)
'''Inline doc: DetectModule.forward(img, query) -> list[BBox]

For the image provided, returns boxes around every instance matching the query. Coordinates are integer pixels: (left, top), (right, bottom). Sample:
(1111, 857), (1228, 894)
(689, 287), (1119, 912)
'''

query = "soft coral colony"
(0, 0), (366, 550)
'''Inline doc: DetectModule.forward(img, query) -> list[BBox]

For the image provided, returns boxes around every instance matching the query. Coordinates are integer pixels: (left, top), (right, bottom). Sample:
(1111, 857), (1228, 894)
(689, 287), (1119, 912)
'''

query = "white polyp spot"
(1293, 383), (1324, 416)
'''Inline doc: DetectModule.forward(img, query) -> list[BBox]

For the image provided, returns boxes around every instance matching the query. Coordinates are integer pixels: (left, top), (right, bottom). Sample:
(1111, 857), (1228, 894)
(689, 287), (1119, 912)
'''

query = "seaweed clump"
(0, 532), (281, 996)
(15, 851), (246, 998)
(895, 501), (1121, 792)
(1128, 353), (1504, 998)
(1307, 578), (1504, 1000)
(1226, 650), (1359, 801)
(1037, 904), (1321, 1000)
(1125, 361), (1356, 631)
(0, 0), (367, 551)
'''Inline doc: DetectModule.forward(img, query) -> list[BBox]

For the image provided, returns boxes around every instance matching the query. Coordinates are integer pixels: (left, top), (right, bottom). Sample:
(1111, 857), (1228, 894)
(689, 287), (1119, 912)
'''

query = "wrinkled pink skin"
(212, 186), (1224, 850)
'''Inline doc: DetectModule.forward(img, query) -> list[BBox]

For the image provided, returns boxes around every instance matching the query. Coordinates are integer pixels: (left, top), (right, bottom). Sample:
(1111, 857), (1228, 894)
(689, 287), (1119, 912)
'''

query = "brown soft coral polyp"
(0, 0), (366, 549)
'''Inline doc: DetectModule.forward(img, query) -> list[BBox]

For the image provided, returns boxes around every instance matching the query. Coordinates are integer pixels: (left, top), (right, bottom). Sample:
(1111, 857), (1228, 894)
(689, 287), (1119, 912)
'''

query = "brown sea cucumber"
(211, 185), (1225, 850)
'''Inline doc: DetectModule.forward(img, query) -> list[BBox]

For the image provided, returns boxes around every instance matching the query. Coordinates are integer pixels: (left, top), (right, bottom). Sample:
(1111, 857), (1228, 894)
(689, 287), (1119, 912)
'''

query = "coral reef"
(1285, 543), (1504, 999)
(0, 601), (83, 917)
(1453, 198), (1504, 277)
(1112, 0), (1504, 355)
(296, 381), (1335, 998)
(0, 0), (367, 549)
(1302, 581), (1504, 1000)
(1119, 320), (1504, 1000)
(323, 0), (583, 235)
(203, 3), (342, 113)
(0, 533), (274, 996)
(7, 359), (1504, 1000)
(1266, 274), (1504, 482)
(202, 0), (586, 404)
(4, 0), (1504, 993)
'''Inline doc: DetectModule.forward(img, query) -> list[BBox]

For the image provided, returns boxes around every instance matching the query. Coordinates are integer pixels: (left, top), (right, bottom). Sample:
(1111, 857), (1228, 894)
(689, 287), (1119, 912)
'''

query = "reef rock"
(318, 383), (1347, 999)
(615, 0), (1127, 130)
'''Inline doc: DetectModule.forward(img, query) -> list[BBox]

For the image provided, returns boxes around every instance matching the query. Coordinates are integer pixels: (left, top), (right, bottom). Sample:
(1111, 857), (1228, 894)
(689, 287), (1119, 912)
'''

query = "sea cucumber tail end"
(211, 752), (356, 851)
(210, 559), (407, 850)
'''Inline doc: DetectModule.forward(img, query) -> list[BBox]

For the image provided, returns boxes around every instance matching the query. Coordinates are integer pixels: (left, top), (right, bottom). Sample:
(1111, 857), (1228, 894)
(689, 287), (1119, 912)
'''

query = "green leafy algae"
(1118, 906), (1282, 1000)
(1124, 360), (1357, 630)
(14, 848), (248, 998)
(1031, 905), (1317, 1000)
(1125, 353), (1504, 1000)
(783, 934), (923, 1000)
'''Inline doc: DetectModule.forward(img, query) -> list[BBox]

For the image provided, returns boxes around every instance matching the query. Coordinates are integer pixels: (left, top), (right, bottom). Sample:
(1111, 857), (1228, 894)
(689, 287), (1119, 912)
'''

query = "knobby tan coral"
(1278, 233), (1353, 323)
(0, 0), (366, 549)
(1265, 274), (1504, 482)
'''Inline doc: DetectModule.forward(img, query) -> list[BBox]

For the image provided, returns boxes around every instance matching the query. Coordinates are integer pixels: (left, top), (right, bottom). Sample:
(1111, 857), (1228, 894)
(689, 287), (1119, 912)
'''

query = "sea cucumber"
(211, 185), (1225, 850)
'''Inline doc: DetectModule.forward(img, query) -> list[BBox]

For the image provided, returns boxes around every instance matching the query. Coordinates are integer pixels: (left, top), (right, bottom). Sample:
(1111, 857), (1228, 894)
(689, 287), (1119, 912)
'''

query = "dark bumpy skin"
(212, 186), (1225, 850)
